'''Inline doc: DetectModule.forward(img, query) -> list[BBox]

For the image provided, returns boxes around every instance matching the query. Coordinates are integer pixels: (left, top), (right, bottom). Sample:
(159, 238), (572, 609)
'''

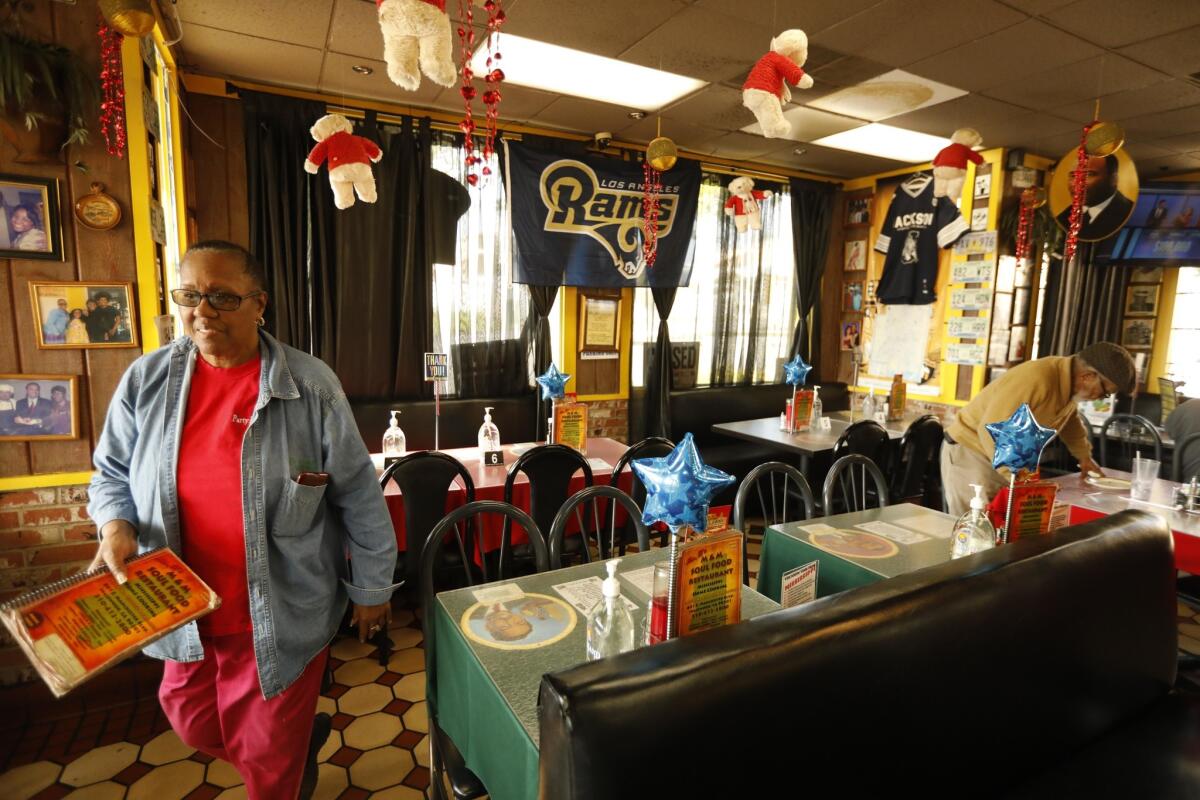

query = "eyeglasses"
(171, 289), (264, 312)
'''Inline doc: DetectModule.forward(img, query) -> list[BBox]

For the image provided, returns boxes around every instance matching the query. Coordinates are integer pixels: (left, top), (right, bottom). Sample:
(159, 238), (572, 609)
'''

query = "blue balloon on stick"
(631, 433), (736, 532)
(783, 354), (812, 387)
(985, 403), (1057, 473)
(535, 363), (571, 401)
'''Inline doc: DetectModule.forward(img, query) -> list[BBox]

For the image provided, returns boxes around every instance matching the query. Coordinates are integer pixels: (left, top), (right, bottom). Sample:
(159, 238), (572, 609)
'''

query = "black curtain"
(789, 177), (835, 375)
(527, 284), (559, 439)
(1043, 243), (1130, 355)
(243, 91), (337, 358)
(645, 287), (678, 439)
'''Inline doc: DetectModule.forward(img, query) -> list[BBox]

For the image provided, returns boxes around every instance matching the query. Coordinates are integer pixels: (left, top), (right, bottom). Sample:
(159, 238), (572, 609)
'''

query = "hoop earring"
(256, 317), (265, 327)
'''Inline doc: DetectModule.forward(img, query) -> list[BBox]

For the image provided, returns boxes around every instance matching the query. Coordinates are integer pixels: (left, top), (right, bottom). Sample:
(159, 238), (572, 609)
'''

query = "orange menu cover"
(0, 548), (219, 697)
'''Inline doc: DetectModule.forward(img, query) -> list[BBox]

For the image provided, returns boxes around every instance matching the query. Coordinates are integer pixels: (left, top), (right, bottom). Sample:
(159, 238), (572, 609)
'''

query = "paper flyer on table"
(552, 577), (638, 615)
(472, 583), (525, 604)
(890, 513), (954, 539)
(855, 520), (930, 544)
(799, 523), (840, 536)
(586, 457), (613, 473)
(781, 561), (819, 609)
(619, 565), (656, 597)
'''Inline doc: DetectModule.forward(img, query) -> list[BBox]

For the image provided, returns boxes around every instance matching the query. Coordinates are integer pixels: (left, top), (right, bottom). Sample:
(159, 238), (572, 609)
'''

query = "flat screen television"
(1093, 182), (1200, 265)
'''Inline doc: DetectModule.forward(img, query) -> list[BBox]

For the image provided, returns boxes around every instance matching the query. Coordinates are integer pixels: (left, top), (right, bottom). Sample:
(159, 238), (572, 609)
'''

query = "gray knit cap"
(1077, 342), (1136, 395)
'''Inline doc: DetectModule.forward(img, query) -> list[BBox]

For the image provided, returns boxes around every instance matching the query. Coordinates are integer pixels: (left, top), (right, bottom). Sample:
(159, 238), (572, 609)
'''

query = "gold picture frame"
(29, 281), (140, 349)
(578, 294), (620, 352)
(1124, 284), (1159, 317)
(0, 374), (80, 442)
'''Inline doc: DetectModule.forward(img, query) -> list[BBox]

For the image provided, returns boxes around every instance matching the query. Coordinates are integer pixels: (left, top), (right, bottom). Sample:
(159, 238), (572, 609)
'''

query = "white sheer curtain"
(633, 177), (796, 387)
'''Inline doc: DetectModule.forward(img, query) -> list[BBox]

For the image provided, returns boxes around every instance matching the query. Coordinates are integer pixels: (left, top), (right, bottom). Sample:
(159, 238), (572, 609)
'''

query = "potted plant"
(0, 21), (98, 162)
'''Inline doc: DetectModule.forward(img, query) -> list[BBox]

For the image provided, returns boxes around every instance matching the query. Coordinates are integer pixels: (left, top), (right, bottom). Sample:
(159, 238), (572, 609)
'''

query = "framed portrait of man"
(1049, 149), (1139, 243)
(29, 282), (139, 349)
(0, 174), (63, 261)
(0, 375), (79, 441)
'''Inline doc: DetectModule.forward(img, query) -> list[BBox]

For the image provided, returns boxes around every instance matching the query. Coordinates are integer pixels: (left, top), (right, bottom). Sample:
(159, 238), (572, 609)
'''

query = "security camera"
(594, 132), (613, 149)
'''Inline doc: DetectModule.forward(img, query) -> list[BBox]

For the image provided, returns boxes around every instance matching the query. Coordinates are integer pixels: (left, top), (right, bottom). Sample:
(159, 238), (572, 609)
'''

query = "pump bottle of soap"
(382, 410), (406, 458)
(478, 406), (501, 457)
(951, 484), (996, 559)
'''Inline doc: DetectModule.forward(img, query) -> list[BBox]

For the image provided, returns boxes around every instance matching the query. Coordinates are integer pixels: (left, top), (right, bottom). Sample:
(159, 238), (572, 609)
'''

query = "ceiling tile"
(1119, 141), (1176, 161)
(433, 84), (560, 123)
(772, 142), (907, 178)
(176, 0), (335, 49)
(1119, 24), (1200, 78)
(319, 52), (443, 106)
(530, 97), (654, 134)
(885, 94), (1038, 139)
(1135, 153), (1200, 176)
(691, 0), (885, 37)
(814, 55), (892, 90)
(705, 131), (783, 160)
(178, 25), (325, 90)
(1026, 131), (1085, 161)
(906, 20), (1103, 93)
(1104, 104), (1200, 141)
(999, 0), (1075, 11)
(813, 0), (1025, 69)
(618, 6), (775, 84)
(981, 55), (1164, 111)
(741, 105), (865, 141)
(657, 85), (750, 131)
(617, 117), (727, 153)
(1042, 0), (1200, 49)
(1058, 80), (1200, 124)
(327, 0), (384, 60)
(1156, 132), (1200, 155)
(501, 0), (687, 57)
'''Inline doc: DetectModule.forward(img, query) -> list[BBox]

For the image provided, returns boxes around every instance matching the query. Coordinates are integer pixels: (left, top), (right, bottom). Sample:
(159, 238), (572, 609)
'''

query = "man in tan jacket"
(941, 341), (1136, 516)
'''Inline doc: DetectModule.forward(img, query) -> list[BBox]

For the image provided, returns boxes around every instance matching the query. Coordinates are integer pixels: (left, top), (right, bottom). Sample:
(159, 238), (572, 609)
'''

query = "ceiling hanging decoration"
(479, 0), (506, 177)
(98, 0), (155, 38)
(1014, 187), (1046, 264)
(454, 0), (479, 185)
(1084, 120), (1125, 157)
(377, 0), (456, 90)
(641, 120), (675, 268)
(1063, 121), (1095, 265)
(742, 29), (814, 138)
(97, 22), (127, 158)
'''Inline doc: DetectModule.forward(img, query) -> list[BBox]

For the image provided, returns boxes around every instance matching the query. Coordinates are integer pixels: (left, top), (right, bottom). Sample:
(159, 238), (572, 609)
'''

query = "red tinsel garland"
(98, 22), (127, 158)
(641, 161), (662, 268)
(479, 0), (505, 176)
(1015, 191), (1034, 262)
(1063, 122), (1095, 264)
(455, 0), (478, 185)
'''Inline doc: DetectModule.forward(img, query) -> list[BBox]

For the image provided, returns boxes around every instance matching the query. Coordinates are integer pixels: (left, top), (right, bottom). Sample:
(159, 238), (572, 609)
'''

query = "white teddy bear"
(932, 127), (985, 199)
(742, 29), (815, 139)
(377, 0), (457, 91)
(724, 176), (773, 233)
(303, 114), (383, 210)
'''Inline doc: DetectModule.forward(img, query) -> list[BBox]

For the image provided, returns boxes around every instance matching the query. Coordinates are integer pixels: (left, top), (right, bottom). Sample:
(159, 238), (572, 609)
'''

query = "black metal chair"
(547, 485), (649, 569)
(823, 454), (890, 515)
(832, 419), (892, 473)
(422, 501), (549, 800)
(606, 436), (674, 553)
(500, 444), (593, 574)
(892, 415), (944, 508)
(732, 462), (816, 586)
(1099, 413), (1163, 474)
(1174, 432), (1200, 483)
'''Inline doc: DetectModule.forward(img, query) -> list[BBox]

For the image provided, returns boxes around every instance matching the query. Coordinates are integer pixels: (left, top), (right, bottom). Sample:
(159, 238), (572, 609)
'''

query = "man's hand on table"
(1078, 457), (1104, 483)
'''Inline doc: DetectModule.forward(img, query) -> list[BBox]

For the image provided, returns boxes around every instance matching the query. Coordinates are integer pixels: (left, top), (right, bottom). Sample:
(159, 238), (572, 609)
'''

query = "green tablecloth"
(756, 503), (957, 603)
(433, 548), (780, 800)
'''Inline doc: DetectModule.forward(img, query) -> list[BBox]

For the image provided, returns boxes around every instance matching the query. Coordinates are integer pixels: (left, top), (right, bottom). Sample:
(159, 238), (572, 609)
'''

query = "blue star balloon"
(985, 403), (1057, 473)
(783, 354), (812, 387)
(631, 433), (736, 532)
(535, 363), (571, 401)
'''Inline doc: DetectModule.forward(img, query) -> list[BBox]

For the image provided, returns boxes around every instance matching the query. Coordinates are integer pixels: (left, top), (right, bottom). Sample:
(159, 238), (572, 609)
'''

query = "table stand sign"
(664, 528), (744, 640)
(789, 390), (814, 434)
(996, 479), (1058, 543)
(424, 353), (449, 451)
(553, 400), (589, 454)
(888, 374), (907, 422)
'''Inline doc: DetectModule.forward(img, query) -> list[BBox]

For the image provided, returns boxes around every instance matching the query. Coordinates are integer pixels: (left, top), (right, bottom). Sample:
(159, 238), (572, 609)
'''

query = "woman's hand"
(88, 520), (138, 584)
(350, 602), (392, 643)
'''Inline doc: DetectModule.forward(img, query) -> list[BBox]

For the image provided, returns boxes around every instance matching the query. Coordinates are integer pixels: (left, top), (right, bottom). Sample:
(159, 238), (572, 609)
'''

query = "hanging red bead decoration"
(479, 0), (505, 174)
(455, 0), (477, 183)
(1063, 122), (1095, 264)
(641, 160), (662, 269)
(98, 22), (127, 158)
(1015, 190), (1034, 263)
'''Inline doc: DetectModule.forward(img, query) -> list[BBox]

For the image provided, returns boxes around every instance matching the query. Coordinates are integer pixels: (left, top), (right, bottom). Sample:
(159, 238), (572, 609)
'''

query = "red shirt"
(304, 131), (383, 172)
(743, 51), (806, 97)
(933, 142), (985, 170)
(177, 355), (262, 635)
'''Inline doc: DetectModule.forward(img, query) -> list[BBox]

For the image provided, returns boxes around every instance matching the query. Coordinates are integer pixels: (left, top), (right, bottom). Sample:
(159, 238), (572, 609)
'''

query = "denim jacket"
(88, 331), (398, 699)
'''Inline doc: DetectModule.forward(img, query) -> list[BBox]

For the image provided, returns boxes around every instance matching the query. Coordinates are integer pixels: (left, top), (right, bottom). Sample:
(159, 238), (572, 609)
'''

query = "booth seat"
(351, 395), (538, 452)
(538, 511), (1199, 799)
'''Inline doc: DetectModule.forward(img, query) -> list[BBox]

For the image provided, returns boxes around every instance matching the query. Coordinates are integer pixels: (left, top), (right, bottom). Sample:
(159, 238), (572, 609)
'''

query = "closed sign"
(672, 342), (699, 389)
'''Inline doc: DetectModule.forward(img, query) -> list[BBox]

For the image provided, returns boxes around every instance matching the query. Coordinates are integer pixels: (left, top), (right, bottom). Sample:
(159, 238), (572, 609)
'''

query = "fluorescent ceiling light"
(471, 34), (706, 111)
(808, 69), (967, 122)
(812, 123), (953, 163)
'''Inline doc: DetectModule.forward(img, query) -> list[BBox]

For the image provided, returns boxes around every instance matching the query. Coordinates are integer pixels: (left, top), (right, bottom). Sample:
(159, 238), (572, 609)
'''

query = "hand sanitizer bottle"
(586, 559), (636, 661)
(382, 410), (406, 458)
(477, 406), (501, 456)
(811, 386), (823, 426)
(862, 388), (876, 421)
(951, 484), (997, 559)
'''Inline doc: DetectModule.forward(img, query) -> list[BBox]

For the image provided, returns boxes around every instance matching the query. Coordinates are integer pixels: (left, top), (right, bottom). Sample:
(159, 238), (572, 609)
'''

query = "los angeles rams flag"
(505, 141), (701, 287)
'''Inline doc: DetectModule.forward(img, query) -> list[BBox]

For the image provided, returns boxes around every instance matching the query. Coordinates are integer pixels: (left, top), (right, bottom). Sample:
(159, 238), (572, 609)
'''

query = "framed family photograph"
(0, 374), (79, 441)
(1121, 318), (1154, 350)
(845, 195), (871, 227)
(1124, 284), (1159, 317)
(28, 282), (138, 349)
(0, 174), (63, 261)
(843, 281), (863, 312)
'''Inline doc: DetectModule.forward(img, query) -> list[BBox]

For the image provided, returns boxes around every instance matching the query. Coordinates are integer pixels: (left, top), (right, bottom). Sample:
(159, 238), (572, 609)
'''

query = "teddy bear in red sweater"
(743, 29), (815, 139)
(303, 114), (383, 210)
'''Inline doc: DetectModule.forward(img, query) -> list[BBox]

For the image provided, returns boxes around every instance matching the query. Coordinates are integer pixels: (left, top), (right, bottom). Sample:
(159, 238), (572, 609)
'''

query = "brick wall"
(0, 484), (95, 685)
(587, 399), (629, 444)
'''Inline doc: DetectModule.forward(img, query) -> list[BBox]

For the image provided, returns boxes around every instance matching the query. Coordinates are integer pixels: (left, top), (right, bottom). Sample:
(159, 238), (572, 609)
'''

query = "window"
(1165, 266), (1200, 391)
(632, 178), (796, 387)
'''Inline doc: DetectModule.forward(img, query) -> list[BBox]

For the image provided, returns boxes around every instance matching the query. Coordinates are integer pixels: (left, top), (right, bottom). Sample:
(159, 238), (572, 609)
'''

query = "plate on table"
(1086, 475), (1130, 490)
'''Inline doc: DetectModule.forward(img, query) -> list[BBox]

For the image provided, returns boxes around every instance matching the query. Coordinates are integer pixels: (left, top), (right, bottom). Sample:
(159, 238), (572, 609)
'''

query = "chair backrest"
(1174, 432), (1200, 483)
(422, 500), (548, 720)
(607, 436), (674, 550)
(892, 415), (943, 504)
(502, 444), (593, 571)
(832, 419), (892, 471)
(379, 451), (476, 591)
(547, 485), (649, 569)
(823, 454), (889, 515)
(732, 462), (815, 585)
(1099, 413), (1163, 472)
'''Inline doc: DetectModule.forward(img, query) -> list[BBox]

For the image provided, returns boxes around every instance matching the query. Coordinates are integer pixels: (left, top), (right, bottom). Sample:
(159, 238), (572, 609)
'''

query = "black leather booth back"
(538, 511), (1176, 799)
(351, 395), (537, 452)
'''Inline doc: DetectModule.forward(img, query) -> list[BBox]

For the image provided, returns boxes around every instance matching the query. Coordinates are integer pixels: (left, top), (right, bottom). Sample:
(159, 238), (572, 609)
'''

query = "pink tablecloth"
(380, 437), (633, 554)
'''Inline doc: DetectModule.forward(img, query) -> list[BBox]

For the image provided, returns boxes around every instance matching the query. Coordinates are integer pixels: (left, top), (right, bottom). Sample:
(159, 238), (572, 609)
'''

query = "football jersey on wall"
(873, 173), (968, 305)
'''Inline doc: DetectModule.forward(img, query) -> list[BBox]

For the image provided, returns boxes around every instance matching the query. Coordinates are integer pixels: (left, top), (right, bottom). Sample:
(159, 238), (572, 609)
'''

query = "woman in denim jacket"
(88, 241), (398, 799)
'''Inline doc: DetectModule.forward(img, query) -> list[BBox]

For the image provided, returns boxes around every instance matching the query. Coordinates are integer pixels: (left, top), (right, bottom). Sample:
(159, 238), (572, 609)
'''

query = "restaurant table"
(432, 547), (780, 800)
(756, 503), (956, 603)
(1047, 470), (1200, 572)
(711, 411), (915, 472)
(376, 437), (631, 552)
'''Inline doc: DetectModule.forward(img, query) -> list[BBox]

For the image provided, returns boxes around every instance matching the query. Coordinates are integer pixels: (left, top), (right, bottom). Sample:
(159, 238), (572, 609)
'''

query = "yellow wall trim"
(124, 38), (163, 353)
(0, 472), (94, 492)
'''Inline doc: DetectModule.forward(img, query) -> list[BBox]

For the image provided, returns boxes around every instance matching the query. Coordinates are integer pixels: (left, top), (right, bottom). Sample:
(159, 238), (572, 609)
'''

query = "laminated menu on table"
(0, 548), (219, 697)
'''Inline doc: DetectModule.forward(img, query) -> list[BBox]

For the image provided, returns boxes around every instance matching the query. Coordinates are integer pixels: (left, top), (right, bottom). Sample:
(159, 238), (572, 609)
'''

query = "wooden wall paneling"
(0, 268), (31, 476)
(820, 190), (845, 383)
(224, 96), (249, 249)
(188, 94), (231, 242)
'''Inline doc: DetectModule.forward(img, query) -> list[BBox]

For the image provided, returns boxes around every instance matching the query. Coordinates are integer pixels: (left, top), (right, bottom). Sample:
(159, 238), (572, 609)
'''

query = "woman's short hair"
(183, 240), (268, 291)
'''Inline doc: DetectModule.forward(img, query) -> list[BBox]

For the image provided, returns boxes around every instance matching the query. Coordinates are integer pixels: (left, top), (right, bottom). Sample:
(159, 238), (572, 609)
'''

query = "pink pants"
(158, 631), (328, 800)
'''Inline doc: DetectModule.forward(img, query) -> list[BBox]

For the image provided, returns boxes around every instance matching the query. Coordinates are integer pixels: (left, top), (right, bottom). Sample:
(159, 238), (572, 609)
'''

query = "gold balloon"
(1021, 187), (1047, 209)
(1085, 121), (1125, 157)
(646, 136), (678, 172)
(99, 0), (156, 38)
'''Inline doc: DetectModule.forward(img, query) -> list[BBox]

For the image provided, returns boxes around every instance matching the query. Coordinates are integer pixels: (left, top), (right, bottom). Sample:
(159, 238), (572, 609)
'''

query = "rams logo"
(539, 160), (679, 279)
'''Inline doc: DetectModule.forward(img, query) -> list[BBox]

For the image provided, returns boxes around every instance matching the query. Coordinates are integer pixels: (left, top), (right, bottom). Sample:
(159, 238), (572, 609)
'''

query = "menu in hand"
(0, 548), (219, 697)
